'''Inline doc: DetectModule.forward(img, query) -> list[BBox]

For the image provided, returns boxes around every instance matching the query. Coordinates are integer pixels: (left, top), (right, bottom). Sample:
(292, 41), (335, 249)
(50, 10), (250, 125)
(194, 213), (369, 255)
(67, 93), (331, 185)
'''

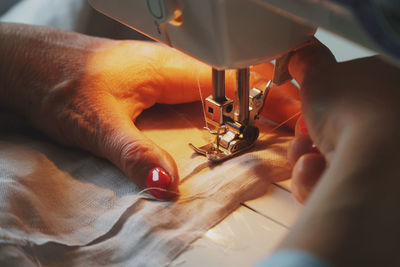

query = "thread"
(137, 182), (224, 203)
(197, 72), (209, 129)
(145, 78), (300, 202)
(197, 73), (300, 137)
(259, 110), (301, 138)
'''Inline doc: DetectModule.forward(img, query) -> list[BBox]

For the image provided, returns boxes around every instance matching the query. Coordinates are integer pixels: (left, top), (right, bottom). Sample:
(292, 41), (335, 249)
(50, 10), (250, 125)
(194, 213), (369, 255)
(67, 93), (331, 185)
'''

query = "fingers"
(285, 40), (336, 200)
(285, 40), (335, 200)
(108, 120), (179, 199)
(288, 116), (326, 203)
(112, 131), (179, 200)
(158, 54), (301, 129)
(123, 41), (301, 129)
(138, 42), (301, 130)
(138, 42), (213, 104)
(87, 40), (212, 105)
(288, 135), (313, 166)
(291, 153), (326, 203)
(94, 99), (179, 200)
(288, 38), (336, 88)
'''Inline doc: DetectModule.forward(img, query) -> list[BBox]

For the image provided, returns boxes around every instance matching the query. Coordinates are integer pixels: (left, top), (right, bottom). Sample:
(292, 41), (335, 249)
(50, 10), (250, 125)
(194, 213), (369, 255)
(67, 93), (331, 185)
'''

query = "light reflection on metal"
(190, 53), (293, 163)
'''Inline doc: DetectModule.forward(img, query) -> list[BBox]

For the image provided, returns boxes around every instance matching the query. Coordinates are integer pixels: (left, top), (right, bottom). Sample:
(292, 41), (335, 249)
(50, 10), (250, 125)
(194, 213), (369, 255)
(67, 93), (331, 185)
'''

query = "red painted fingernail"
(310, 144), (320, 154)
(300, 117), (308, 135)
(146, 167), (172, 199)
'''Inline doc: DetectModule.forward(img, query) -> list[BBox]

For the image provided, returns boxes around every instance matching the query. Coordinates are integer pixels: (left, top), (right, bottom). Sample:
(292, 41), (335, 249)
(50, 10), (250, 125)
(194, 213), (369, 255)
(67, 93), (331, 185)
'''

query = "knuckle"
(118, 138), (154, 175)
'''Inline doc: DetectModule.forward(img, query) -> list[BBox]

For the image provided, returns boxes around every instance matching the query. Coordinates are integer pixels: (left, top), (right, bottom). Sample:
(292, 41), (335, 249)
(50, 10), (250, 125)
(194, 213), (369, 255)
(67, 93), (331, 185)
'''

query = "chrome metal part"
(250, 80), (273, 123)
(203, 126), (227, 152)
(212, 69), (226, 102)
(189, 55), (292, 163)
(249, 88), (263, 122)
(234, 68), (250, 124)
(190, 66), (270, 163)
(188, 139), (255, 163)
(205, 97), (234, 127)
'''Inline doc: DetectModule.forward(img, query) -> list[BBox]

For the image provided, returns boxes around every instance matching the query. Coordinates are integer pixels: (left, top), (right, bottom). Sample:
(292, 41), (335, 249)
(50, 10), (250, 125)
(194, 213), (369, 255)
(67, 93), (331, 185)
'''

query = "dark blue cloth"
(256, 250), (331, 267)
(331, 0), (400, 60)
(0, 0), (20, 15)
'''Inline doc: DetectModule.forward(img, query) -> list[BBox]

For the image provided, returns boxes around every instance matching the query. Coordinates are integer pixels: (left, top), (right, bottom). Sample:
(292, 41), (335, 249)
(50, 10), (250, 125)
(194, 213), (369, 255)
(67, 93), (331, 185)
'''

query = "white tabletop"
(173, 183), (298, 267)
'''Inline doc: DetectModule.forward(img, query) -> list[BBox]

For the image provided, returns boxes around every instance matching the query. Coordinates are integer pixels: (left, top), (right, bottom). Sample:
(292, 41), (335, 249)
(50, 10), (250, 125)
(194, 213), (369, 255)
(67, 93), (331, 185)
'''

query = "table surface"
(173, 180), (300, 267)
(172, 29), (374, 267)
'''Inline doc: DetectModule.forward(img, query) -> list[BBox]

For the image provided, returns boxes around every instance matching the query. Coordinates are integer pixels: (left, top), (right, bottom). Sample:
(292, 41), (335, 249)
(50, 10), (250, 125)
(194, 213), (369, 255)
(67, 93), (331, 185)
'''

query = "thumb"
(288, 38), (336, 89)
(96, 104), (179, 200)
(287, 38), (337, 131)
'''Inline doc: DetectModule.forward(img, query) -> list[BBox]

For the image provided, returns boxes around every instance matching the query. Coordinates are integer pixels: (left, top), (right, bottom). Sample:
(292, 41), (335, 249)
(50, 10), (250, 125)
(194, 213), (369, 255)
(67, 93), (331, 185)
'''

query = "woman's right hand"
(288, 39), (400, 203)
(283, 39), (400, 265)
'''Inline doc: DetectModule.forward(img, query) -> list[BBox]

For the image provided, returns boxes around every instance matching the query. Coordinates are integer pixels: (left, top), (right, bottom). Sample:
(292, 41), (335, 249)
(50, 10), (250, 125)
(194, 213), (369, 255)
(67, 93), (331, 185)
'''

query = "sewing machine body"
(88, 0), (381, 162)
(88, 0), (383, 68)
(88, 0), (317, 69)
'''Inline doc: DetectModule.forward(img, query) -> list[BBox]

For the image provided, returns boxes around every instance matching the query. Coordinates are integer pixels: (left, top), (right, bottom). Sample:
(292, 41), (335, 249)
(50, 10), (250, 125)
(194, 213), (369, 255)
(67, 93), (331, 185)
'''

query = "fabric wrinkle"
(0, 103), (293, 266)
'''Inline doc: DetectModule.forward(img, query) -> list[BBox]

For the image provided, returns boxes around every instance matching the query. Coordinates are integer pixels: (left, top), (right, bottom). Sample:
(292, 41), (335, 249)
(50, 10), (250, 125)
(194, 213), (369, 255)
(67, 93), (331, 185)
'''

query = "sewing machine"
(88, 0), (392, 162)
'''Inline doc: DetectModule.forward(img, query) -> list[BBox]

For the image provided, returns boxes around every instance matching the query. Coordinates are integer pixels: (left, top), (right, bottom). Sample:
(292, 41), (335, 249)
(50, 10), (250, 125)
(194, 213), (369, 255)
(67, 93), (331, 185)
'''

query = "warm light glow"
(84, 40), (300, 131)
(169, 9), (183, 26)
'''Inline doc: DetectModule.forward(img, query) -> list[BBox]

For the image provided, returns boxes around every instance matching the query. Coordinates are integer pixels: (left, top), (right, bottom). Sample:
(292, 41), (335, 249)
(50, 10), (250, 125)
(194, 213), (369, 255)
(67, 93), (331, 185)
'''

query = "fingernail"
(300, 117), (308, 135)
(146, 167), (172, 199)
(310, 144), (320, 154)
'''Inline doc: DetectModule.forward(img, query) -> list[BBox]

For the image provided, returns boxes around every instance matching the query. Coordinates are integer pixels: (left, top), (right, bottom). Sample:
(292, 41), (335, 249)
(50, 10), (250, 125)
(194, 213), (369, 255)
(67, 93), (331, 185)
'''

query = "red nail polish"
(310, 144), (320, 154)
(300, 118), (308, 135)
(146, 167), (172, 199)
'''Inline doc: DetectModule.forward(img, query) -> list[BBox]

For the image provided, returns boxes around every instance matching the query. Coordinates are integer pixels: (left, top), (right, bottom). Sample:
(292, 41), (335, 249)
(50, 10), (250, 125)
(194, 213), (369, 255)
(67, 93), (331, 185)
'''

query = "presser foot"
(189, 125), (259, 163)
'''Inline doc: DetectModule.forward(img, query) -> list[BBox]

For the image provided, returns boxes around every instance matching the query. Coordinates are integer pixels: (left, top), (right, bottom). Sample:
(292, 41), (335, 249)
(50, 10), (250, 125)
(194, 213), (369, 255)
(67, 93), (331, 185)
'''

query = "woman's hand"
(0, 22), (300, 199)
(288, 39), (400, 203)
(283, 39), (400, 265)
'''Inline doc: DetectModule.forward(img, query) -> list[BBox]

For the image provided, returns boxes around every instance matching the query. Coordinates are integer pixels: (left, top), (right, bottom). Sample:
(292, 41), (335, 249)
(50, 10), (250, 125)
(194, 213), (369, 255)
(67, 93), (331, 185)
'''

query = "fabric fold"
(0, 103), (293, 266)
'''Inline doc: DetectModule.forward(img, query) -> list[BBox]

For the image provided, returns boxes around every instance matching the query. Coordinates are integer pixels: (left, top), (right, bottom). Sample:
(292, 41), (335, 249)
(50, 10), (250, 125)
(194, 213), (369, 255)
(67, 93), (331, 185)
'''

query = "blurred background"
(0, 0), (149, 40)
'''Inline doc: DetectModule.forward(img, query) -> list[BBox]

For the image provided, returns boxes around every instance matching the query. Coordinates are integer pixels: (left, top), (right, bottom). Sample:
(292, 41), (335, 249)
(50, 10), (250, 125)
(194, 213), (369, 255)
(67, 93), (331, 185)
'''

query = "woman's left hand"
(0, 23), (300, 199)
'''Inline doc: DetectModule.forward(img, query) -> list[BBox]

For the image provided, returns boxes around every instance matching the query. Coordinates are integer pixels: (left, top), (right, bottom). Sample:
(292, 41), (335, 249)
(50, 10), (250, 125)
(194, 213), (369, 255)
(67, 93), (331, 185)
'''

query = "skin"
(284, 39), (400, 266)
(0, 22), (300, 199)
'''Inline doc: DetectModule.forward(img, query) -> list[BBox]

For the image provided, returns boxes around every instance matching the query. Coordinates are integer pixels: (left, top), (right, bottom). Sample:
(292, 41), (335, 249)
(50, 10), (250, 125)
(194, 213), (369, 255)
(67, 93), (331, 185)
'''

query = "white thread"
(197, 72), (299, 136)
(269, 111), (301, 133)
(138, 84), (300, 202)
(258, 84), (301, 137)
(136, 185), (223, 203)
(197, 72), (209, 128)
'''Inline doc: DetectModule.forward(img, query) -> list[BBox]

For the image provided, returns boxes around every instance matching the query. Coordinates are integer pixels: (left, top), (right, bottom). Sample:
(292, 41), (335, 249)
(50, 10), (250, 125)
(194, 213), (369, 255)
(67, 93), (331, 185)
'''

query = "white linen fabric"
(0, 103), (292, 266)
